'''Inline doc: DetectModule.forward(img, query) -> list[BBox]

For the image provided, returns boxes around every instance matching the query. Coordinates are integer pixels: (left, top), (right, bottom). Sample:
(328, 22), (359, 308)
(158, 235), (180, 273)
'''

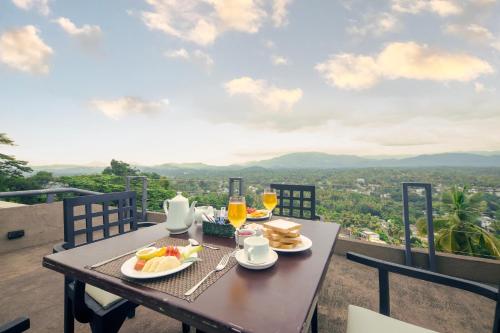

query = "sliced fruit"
(181, 245), (202, 260)
(134, 259), (146, 271)
(136, 247), (163, 260)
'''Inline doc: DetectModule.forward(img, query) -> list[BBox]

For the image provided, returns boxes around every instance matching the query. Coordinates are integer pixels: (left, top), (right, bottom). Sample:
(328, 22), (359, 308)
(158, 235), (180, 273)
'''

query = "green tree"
(435, 186), (500, 258)
(102, 159), (138, 176)
(0, 133), (32, 191)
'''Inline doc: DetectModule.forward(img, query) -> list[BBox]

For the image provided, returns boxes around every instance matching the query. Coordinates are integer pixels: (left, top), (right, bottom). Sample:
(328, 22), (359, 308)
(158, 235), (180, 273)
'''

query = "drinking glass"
(262, 188), (277, 221)
(228, 196), (247, 249)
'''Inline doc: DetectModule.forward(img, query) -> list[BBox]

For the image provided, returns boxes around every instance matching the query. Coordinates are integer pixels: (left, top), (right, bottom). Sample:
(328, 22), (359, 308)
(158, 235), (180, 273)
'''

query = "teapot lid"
(170, 191), (188, 202)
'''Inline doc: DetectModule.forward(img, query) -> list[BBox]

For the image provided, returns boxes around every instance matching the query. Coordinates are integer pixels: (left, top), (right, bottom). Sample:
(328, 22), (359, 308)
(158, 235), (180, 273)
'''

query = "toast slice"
(269, 240), (282, 248)
(263, 219), (301, 233)
(279, 236), (302, 245)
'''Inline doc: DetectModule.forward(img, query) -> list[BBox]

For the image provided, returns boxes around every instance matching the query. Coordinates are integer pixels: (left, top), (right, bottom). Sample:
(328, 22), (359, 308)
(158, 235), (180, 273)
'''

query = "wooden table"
(43, 219), (340, 333)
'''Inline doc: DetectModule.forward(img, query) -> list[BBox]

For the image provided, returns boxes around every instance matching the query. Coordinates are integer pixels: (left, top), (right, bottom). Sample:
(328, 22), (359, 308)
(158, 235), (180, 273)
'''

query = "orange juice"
(262, 192), (278, 211)
(228, 201), (247, 229)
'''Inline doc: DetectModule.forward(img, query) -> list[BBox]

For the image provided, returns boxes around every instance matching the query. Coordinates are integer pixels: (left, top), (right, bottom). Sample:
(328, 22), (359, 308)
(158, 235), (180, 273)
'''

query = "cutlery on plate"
(90, 242), (155, 269)
(184, 253), (231, 296)
(188, 238), (219, 250)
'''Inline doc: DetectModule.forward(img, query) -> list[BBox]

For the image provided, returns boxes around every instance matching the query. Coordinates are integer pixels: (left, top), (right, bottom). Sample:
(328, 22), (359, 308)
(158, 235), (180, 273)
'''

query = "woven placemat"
(90, 237), (237, 302)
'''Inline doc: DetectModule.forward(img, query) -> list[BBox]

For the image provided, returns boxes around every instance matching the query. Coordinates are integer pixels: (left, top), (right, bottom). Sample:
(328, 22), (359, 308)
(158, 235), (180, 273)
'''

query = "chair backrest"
(270, 184), (317, 220)
(63, 191), (138, 248)
(346, 252), (500, 333)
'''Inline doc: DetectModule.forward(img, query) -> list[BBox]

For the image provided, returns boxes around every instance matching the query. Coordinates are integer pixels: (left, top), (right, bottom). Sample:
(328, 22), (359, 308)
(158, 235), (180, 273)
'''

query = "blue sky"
(1, 0), (499, 166)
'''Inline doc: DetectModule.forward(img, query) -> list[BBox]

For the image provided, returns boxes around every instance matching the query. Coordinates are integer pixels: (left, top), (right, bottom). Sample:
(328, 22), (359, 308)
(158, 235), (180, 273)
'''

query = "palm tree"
(434, 186), (500, 259)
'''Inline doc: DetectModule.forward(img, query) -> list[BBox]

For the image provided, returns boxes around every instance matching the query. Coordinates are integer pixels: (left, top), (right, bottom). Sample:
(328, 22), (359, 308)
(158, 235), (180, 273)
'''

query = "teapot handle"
(163, 199), (169, 217)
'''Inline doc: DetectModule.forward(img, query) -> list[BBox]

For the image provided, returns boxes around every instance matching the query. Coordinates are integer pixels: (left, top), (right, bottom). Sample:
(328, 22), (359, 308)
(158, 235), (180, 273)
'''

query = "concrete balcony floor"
(0, 243), (495, 333)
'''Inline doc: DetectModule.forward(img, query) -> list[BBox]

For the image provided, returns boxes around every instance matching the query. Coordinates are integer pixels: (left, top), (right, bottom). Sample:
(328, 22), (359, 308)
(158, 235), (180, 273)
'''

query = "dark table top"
(43, 219), (340, 333)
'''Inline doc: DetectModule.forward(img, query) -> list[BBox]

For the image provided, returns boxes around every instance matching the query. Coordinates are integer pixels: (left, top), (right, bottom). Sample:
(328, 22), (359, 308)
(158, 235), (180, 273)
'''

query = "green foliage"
(435, 186), (500, 258)
(0, 133), (32, 191)
(102, 159), (139, 176)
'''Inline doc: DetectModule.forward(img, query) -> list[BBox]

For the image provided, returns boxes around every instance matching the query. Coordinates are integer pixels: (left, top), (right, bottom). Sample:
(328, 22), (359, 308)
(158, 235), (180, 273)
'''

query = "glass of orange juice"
(228, 196), (247, 248)
(262, 189), (277, 220)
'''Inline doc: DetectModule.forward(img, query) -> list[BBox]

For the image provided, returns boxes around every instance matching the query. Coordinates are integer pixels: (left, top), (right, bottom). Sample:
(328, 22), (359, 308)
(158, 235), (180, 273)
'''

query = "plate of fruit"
(121, 245), (202, 279)
(246, 208), (270, 221)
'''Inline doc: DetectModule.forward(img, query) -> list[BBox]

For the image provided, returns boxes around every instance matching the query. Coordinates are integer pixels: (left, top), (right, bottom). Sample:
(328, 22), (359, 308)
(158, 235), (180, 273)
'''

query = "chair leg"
(127, 307), (135, 319)
(311, 305), (318, 333)
(90, 315), (127, 333)
(182, 322), (190, 333)
(64, 278), (75, 333)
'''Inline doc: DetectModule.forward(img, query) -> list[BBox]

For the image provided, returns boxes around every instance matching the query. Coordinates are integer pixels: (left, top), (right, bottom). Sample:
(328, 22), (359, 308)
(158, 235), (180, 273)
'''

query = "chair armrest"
(53, 242), (69, 254)
(0, 317), (30, 333)
(346, 252), (499, 301)
(137, 222), (158, 228)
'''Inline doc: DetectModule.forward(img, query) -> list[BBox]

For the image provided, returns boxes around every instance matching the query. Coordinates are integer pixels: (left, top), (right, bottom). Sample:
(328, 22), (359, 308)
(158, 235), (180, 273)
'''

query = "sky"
(0, 0), (499, 166)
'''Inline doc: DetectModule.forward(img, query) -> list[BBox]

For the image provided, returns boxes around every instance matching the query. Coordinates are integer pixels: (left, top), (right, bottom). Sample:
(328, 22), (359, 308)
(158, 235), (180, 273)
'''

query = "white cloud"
(214, 0), (266, 33)
(0, 25), (53, 74)
(445, 24), (500, 51)
(53, 17), (102, 51)
(225, 76), (302, 112)
(474, 82), (485, 92)
(347, 12), (398, 36)
(316, 42), (493, 90)
(473, 82), (495, 93)
(53, 17), (102, 39)
(11, 0), (50, 16)
(141, 0), (291, 46)
(90, 97), (169, 120)
(316, 54), (380, 90)
(445, 23), (493, 41)
(391, 0), (462, 16)
(164, 48), (214, 68)
(271, 55), (289, 65)
(164, 48), (190, 59)
(272, 0), (292, 27)
(193, 49), (214, 67)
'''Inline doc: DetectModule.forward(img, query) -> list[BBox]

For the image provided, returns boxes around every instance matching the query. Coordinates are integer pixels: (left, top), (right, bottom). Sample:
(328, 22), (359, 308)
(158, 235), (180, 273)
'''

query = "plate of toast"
(262, 219), (312, 252)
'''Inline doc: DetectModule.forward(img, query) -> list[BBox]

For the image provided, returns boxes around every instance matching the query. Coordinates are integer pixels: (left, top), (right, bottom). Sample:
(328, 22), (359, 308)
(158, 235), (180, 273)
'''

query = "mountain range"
(31, 152), (500, 175)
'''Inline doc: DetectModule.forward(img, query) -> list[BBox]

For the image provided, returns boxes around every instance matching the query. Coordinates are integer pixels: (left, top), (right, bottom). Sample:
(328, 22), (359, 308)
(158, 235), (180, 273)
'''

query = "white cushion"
(85, 284), (122, 309)
(347, 305), (438, 333)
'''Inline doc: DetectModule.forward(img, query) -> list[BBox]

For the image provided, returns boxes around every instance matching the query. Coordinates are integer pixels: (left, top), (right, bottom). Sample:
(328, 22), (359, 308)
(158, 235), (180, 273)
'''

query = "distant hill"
(31, 152), (500, 175)
(245, 152), (369, 169)
(31, 165), (104, 175)
(245, 152), (500, 169)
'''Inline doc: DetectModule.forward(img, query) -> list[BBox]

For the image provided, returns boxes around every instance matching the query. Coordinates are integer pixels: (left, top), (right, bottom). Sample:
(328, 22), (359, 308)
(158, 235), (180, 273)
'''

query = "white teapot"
(163, 192), (197, 234)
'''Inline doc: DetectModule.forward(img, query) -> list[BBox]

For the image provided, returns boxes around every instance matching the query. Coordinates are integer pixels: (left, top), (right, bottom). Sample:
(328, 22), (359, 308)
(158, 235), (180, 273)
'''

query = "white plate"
(121, 248), (198, 279)
(235, 249), (278, 270)
(246, 210), (270, 221)
(270, 235), (312, 253)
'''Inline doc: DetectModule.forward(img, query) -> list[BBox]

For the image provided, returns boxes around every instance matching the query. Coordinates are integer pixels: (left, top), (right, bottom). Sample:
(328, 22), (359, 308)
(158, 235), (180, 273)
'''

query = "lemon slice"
(136, 247), (162, 260)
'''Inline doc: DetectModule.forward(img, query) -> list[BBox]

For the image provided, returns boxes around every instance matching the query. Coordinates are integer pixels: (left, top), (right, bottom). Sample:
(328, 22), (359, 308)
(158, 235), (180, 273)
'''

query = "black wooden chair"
(346, 252), (500, 333)
(0, 317), (30, 333)
(53, 191), (158, 333)
(270, 184), (321, 220)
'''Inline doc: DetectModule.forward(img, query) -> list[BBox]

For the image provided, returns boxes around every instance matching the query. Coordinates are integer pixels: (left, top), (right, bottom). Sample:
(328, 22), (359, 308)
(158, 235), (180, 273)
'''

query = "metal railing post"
(125, 176), (148, 222)
(229, 177), (244, 197)
(402, 182), (437, 272)
(402, 183), (412, 266)
(46, 193), (56, 203)
(142, 177), (148, 222)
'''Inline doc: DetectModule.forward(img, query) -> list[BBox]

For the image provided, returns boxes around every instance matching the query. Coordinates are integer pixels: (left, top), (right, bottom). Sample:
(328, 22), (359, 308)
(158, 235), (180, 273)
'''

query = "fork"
(184, 253), (231, 296)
